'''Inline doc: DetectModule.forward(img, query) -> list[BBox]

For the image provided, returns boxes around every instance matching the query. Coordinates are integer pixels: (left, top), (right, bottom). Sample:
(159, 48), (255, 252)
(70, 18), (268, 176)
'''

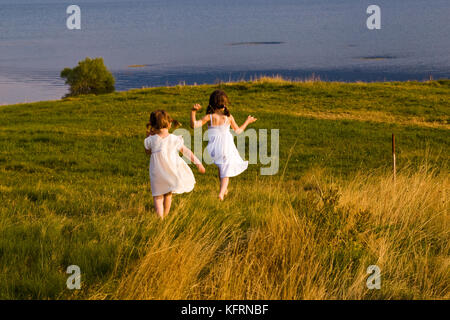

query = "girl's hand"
(247, 115), (257, 124)
(192, 104), (202, 111)
(196, 163), (206, 174)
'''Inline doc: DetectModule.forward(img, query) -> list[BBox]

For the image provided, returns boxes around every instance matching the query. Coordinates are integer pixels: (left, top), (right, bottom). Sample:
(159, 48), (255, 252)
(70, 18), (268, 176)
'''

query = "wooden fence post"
(392, 134), (396, 183)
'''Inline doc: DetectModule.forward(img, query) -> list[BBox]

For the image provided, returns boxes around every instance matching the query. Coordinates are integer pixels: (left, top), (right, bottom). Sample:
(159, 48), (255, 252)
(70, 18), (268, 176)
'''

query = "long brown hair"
(206, 89), (231, 117)
(146, 110), (181, 133)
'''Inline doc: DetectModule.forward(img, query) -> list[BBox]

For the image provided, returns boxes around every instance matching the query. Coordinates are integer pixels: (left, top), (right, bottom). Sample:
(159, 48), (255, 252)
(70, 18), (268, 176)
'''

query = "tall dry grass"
(111, 166), (448, 300)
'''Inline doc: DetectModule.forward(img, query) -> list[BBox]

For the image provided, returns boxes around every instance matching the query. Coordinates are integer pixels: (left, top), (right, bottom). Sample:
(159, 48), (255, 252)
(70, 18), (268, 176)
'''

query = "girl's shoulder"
(145, 133), (159, 141)
(211, 113), (231, 124)
(144, 134), (156, 150)
(163, 133), (181, 143)
(169, 134), (184, 150)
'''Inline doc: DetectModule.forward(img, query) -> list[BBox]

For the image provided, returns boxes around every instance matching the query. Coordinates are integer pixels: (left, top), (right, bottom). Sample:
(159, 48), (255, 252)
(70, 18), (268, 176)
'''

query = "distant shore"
(1, 69), (449, 106)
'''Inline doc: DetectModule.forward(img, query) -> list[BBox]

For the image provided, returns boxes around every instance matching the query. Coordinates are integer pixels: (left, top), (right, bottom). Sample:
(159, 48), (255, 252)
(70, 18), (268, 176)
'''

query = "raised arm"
(190, 104), (210, 128)
(229, 115), (257, 135)
(180, 145), (206, 173)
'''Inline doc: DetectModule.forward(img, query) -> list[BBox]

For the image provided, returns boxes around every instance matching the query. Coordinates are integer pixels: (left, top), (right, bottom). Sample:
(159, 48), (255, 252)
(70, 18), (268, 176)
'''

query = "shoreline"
(1, 75), (449, 108)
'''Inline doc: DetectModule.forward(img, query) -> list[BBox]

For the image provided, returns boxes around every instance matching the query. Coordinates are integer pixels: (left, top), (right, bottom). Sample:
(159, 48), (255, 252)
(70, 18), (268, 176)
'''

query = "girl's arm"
(145, 126), (154, 155)
(190, 104), (210, 128)
(229, 115), (257, 134)
(180, 145), (206, 173)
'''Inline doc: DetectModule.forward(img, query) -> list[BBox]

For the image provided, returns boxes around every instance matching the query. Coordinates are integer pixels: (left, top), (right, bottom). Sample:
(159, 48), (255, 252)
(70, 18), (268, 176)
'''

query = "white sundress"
(144, 134), (195, 196)
(207, 115), (248, 178)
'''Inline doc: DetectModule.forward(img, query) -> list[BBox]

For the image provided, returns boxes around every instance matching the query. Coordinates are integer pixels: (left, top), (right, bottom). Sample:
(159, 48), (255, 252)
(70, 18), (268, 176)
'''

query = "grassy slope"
(0, 79), (448, 299)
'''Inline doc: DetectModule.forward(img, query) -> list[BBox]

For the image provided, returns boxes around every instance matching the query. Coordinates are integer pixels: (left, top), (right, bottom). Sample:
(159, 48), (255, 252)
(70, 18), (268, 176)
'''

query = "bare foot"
(218, 194), (225, 201)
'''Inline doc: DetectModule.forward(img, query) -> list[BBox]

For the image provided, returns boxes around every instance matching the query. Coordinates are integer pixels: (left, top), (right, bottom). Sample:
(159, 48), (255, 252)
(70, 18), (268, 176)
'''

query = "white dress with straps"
(207, 115), (248, 178)
(144, 134), (195, 196)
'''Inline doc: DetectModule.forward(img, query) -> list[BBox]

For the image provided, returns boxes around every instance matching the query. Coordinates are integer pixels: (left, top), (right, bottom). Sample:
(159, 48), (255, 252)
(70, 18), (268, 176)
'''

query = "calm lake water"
(1, 0), (449, 105)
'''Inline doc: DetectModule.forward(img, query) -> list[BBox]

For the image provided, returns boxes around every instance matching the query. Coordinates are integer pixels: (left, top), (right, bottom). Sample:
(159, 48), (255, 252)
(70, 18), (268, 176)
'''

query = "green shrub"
(60, 57), (115, 97)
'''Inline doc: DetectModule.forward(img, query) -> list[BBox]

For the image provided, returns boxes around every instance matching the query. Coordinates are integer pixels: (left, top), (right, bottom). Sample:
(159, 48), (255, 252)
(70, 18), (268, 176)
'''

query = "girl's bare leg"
(218, 167), (228, 198)
(219, 177), (229, 201)
(153, 195), (164, 218)
(163, 192), (173, 216)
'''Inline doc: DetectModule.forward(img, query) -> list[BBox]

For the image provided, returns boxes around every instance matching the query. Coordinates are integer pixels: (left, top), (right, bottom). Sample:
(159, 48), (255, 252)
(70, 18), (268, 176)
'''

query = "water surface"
(1, 0), (449, 104)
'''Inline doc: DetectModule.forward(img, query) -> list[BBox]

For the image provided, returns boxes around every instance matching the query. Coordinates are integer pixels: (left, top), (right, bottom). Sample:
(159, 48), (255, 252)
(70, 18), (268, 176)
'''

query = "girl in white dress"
(190, 90), (257, 201)
(145, 110), (205, 218)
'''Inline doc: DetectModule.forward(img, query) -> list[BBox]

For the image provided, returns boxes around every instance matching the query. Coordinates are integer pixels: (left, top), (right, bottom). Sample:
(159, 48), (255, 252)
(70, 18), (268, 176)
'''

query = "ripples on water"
(0, 0), (449, 105)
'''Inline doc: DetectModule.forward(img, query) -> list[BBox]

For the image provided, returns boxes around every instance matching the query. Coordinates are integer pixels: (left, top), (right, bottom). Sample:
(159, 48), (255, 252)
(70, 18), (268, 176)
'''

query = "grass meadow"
(0, 78), (449, 299)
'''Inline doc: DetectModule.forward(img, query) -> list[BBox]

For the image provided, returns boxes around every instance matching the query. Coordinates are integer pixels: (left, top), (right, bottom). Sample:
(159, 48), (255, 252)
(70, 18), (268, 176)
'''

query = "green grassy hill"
(0, 79), (448, 299)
